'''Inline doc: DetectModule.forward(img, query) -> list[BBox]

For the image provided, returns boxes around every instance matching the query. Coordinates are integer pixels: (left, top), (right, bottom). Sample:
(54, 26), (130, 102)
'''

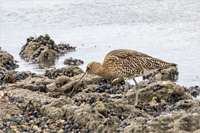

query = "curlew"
(70, 49), (176, 105)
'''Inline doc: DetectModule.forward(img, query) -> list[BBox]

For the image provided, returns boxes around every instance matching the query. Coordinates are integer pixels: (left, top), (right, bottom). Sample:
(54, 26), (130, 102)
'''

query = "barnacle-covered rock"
(0, 48), (19, 70)
(19, 34), (76, 65)
(64, 57), (84, 66)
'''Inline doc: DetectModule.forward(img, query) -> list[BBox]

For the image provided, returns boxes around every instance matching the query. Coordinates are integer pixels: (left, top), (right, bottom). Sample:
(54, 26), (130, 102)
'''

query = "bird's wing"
(102, 51), (144, 77)
(105, 49), (151, 59)
(102, 49), (171, 77)
(139, 56), (171, 70)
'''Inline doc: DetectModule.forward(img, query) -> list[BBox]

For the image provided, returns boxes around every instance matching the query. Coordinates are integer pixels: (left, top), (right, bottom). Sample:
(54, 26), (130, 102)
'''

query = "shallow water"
(0, 0), (200, 87)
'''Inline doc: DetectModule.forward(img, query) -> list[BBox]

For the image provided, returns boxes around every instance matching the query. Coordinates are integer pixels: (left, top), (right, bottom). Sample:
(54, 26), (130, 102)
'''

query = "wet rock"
(97, 117), (120, 133)
(13, 76), (47, 92)
(0, 67), (31, 85)
(63, 104), (104, 132)
(124, 112), (200, 132)
(147, 112), (200, 132)
(45, 66), (83, 79)
(58, 43), (76, 53)
(63, 74), (103, 97)
(19, 34), (76, 65)
(172, 99), (200, 113)
(4, 87), (55, 112)
(64, 57), (84, 66)
(40, 97), (73, 118)
(188, 86), (200, 98)
(122, 116), (148, 132)
(128, 81), (192, 105)
(0, 49), (19, 70)
(143, 66), (179, 84)
(0, 100), (22, 119)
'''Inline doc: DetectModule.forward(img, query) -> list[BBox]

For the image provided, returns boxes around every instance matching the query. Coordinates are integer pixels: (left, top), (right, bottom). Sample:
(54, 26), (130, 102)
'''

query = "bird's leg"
(122, 82), (129, 101)
(133, 78), (139, 106)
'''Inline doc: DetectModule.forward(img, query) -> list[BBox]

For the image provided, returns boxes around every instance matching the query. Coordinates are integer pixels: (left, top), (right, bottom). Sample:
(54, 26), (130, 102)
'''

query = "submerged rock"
(19, 34), (76, 65)
(0, 49), (19, 70)
(64, 57), (84, 66)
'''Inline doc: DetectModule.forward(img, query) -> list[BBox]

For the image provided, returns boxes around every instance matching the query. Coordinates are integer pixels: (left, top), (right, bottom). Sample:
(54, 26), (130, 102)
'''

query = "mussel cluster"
(45, 67), (83, 79)
(0, 67), (30, 85)
(64, 57), (84, 66)
(0, 48), (19, 70)
(58, 43), (76, 54)
(1, 93), (81, 133)
(19, 34), (76, 63)
(86, 83), (127, 95)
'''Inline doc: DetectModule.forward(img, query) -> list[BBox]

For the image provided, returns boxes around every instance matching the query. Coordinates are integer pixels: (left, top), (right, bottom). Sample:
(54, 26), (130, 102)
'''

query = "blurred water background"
(0, 0), (199, 87)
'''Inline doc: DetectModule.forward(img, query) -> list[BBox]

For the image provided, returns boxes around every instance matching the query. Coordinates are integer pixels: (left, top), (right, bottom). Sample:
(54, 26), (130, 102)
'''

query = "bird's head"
(70, 61), (102, 98)
(86, 61), (101, 75)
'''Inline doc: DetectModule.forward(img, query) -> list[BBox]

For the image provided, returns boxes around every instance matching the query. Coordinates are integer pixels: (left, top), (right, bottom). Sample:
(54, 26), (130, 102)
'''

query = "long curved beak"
(70, 72), (87, 98)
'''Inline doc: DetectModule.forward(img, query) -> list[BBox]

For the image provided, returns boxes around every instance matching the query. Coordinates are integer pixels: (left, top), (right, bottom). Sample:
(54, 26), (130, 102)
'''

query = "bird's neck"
(95, 64), (112, 78)
(95, 64), (103, 75)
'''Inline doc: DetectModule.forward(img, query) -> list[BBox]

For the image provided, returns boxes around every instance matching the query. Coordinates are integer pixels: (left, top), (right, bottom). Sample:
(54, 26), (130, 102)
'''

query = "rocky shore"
(0, 65), (199, 132)
(0, 37), (199, 132)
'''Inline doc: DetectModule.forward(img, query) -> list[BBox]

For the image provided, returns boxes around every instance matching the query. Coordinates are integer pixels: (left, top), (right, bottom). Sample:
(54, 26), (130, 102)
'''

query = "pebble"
(60, 120), (65, 124)
(29, 120), (34, 124)
(10, 125), (17, 130)
(21, 125), (27, 128)
(58, 129), (64, 133)
(0, 91), (4, 98)
(4, 96), (9, 101)
(32, 125), (38, 130)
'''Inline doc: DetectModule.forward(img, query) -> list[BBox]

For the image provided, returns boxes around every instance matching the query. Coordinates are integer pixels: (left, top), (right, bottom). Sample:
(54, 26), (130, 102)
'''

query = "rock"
(124, 112), (200, 132)
(93, 101), (108, 117)
(97, 117), (120, 133)
(29, 120), (34, 124)
(63, 104), (104, 132)
(58, 129), (64, 133)
(40, 97), (73, 118)
(128, 81), (192, 105)
(64, 57), (84, 66)
(0, 67), (31, 85)
(0, 100), (22, 120)
(148, 112), (200, 132)
(13, 76), (47, 92)
(45, 66), (84, 79)
(143, 66), (179, 84)
(19, 34), (76, 66)
(62, 74), (103, 97)
(172, 99), (200, 113)
(0, 49), (19, 70)
(32, 125), (38, 130)
(55, 76), (70, 86)
(188, 86), (200, 98)
(4, 87), (55, 112)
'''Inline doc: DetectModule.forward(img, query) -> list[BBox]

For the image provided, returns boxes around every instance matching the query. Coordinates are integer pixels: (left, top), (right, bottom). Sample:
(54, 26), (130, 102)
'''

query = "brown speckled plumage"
(86, 49), (175, 79)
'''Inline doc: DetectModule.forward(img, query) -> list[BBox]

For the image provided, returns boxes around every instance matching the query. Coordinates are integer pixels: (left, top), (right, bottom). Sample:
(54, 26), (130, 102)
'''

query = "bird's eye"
(87, 67), (90, 71)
